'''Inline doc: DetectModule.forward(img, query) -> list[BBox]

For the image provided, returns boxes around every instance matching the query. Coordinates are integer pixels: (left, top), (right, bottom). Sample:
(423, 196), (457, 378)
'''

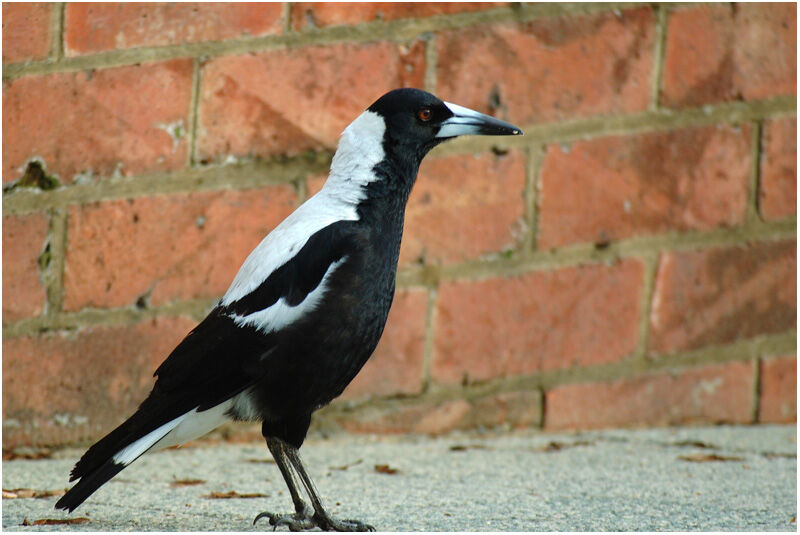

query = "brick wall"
(3, 2), (796, 451)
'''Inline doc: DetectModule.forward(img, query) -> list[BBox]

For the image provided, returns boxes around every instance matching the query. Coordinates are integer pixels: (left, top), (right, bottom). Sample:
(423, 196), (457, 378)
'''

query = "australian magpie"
(55, 88), (522, 531)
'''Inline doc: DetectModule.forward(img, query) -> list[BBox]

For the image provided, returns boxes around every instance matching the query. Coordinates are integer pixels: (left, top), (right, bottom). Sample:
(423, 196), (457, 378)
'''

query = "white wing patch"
(111, 401), (236, 467)
(222, 110), (385, 306)
(112, 413), (189, 466)
(229, 257), (347, 334)
(152, 400), (234, 451)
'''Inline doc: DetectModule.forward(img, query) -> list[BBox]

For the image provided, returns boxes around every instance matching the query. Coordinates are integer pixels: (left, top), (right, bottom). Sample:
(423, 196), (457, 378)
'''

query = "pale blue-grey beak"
(436, 102), (523, 138)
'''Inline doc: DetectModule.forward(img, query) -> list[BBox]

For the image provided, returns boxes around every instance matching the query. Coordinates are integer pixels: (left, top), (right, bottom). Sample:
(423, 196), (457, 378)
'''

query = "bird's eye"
(417, 107), (432, 122)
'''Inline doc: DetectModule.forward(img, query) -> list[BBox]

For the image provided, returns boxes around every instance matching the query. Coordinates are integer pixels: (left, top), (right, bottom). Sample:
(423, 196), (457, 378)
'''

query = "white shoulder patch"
(229, 256), (347, 334)
(222, 198), (353, 305)
(222, 110), (386, 306)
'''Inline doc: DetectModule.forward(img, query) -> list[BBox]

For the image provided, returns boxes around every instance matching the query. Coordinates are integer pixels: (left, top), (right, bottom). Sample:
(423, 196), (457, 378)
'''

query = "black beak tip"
(494, 125), (523, 136)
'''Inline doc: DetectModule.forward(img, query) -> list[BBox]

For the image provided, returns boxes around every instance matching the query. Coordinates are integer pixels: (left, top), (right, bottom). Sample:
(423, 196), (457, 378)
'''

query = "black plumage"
(55, 88), (522, 530)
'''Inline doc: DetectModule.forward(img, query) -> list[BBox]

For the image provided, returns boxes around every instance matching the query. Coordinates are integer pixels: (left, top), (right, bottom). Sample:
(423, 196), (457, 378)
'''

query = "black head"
(326, 88), (523, 207)
(367, 88), (522, 161)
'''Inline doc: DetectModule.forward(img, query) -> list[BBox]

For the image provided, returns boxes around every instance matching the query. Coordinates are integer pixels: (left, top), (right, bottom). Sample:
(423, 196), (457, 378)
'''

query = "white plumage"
(229, 256), (348, 334)
(221, 111), (385, 306)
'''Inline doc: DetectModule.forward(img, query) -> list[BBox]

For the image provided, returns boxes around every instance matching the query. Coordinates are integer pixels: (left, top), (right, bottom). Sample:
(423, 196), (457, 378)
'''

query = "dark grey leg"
(253, 438), (315, 530)
(284, 441), (375, 532)
(253, 437), (374, 532)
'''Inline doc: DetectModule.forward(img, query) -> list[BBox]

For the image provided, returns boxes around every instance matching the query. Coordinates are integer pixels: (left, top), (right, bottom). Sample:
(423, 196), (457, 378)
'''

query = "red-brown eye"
(417, 107), (432, 122)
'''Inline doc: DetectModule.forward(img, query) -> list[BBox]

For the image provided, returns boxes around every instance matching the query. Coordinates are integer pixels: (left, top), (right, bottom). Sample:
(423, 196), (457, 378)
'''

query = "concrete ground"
(2, 425), (796, 531)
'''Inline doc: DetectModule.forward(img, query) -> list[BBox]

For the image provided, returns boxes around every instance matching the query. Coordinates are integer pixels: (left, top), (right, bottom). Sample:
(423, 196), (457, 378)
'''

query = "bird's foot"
(312, 513), (375, 532)
(253, 501), (374, 532)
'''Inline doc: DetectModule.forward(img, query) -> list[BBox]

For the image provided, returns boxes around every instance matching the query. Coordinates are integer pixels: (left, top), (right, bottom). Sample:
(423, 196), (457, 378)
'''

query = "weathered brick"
(436, 8), (654, 126)
(662, 4), (796, 107)
(2, 316), (197, 449)
(63, 186), (296, 311)
(432, 259), (644, 385)
(197, 41), (425, 161)
(336, 389), (541, 435)
(545, 361), (755, 430)
(64, 3), (283, 56)
(538, 125), (751, 249)
(343, 289), (428, 400)
(291, 2), (506, 30)
(400, 149), (526, 267)
(649, 241), (796, 354)
(3, 213), (48, 323)
(306, 150), (526, 268)
(3, 59), (193, 184)
(760, 117), (797, 221)
(308, 150), (525, 268)
(2, 2), (52, 64)
(758, 355), (796, 423)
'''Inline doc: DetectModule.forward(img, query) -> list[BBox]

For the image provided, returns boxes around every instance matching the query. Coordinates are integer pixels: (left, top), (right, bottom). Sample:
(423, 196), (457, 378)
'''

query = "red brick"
(342, 289), (428, 399)
(400, 150), (526, 267)
(538, 125), (751, 249)
(3, 59), (193, 185)
(650, 241), (796, 354)
(432, 259), (644, 385)
(337, 389), (541, 435)
(2, 316), (197, 449)
(436, 8), (654, 127)
(2, 213), (48, 322)
(758, 355), (796, 423)
(308, 150), (526, 268)
(760, 117), (797, 221)
(545, 361), (755, 430)
(291, 2), (506, 31)
(63, 186), (296, 311)
(197, 41), (425, 161)
(2, 3), (51, 64)
(662, 4), (796, 107)
(64, 3), (283, 56)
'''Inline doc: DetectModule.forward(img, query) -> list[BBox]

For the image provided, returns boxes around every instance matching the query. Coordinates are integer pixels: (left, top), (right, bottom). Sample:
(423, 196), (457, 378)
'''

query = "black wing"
(153, 219), (361, 394)
(59, 220), (361, 511)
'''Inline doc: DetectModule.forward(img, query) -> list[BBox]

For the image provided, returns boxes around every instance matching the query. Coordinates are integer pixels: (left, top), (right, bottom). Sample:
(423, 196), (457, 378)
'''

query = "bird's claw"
(253, 506), (374, 532)
(318, 517), (375, 532)
(256, 512), (315, 532)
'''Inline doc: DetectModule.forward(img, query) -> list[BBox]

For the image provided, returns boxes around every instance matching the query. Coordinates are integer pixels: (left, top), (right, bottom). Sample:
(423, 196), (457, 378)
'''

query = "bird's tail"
(55, 410), (187, 512)
(53, 459), (127, 513)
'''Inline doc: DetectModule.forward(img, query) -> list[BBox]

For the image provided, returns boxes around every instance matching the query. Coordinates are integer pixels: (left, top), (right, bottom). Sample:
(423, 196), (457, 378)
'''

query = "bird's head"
(327, 88), (523, 204)
(367, 88), (523, 159)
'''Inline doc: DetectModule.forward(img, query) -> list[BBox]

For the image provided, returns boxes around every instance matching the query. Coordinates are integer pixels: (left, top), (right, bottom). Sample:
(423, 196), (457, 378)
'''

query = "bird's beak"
(436, 102), (524, 138)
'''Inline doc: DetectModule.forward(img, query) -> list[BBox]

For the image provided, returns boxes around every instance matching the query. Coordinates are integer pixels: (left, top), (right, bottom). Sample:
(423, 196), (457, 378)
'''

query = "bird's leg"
(253, 438), (315, 530)
(284, 443), (375, 532)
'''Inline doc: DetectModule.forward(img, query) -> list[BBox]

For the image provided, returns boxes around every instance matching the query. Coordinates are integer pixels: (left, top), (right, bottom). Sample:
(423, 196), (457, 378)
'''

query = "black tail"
(54, 459), (126, 512)
(54, 412), (144, 513)
(54, 392), (185, 513)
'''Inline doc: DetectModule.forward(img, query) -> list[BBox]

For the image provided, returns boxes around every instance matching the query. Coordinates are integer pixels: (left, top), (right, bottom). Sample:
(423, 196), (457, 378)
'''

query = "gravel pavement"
(2, 424), (796, 531)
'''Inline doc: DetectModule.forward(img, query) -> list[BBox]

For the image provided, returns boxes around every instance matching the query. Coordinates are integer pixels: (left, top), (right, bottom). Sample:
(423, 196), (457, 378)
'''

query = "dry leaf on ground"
(22, 518), (89, 526)
(3, 488), (65, 499)
(202, 490), (267, 499)
(678, 454), (745, 462)
(374, 464), (399, 475)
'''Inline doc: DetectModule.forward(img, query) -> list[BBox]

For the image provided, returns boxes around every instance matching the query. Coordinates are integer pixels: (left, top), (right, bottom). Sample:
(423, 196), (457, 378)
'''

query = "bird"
(54, 87), (523, 531)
